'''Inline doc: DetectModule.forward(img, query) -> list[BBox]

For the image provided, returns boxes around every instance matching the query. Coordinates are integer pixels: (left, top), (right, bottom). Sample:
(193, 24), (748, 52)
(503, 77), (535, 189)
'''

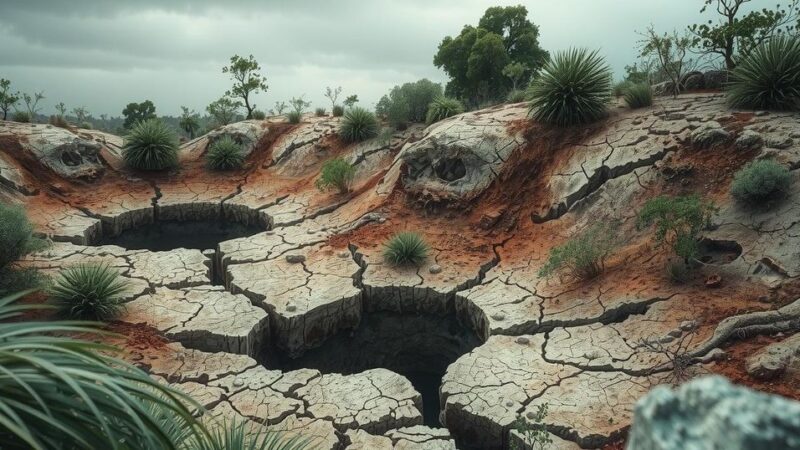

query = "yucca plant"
(332, 105), (344, 117)
(315, 158), (356, 194)
(339, 107), (378, 142)
(0, 291), (200, 450)
(425, 96), (464, 124)
(48, 264), (129, 320)
(187, 420), (308, 450)
(123, 119), (180, 170)
(623, 83), (653, 108)
(207, 136), (246, 170)
(527, 48), (612, 126)
(382, 232), (429, 267)
(727, 35), (800, 111)
(730, 159), (791, 204)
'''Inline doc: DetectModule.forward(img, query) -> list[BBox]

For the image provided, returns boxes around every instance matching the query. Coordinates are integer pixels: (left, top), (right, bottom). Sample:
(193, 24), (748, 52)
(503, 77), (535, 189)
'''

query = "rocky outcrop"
(626, 376), (800, 450)
(205, 120), (267, 158)
(746, 333), (800, 380)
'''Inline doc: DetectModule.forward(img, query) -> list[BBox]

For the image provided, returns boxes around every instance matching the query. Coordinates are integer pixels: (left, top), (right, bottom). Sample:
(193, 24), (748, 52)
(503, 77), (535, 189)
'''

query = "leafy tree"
(434, 5), (549, 105)
(638, 27), (694, 97)
(289, 96), (311, 115)
(689, 0), (800, 69)
(206, 96), (241, 127)
(343, 94), (359, 108)
(502, 61), (528, 90)
(624, 62), (655, 84)
(375, 79), (442, 127)
(324, 86), (342, 113)
(222, 54), (268, 119)
(179, 106), (200, 139)
(21, 91), (45, 120)
(0, 78), (19, 120)
(122, 100), (156, 129)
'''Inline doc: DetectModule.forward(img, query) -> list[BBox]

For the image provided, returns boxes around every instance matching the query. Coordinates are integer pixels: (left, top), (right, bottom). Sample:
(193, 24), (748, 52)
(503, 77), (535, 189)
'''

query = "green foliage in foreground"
(426, 96), (464, 124)
(731, 159), (792, 205)
(636, 195), (716, 263)
(538, 223), (617, 281)
(188, 421), (308, 450)
(207, 136), (246, 170)
(12, 111), (30, 123)
(383, 232), (429, 267)
(315, 158), (356, 194)
(339, 107), (378, 143)
(727, 35), (800, 111)
(49, 264), (129, 320)
(123, 119), (180, 171)
(623, 83), (653, 108)
(527, 48), (612, 127)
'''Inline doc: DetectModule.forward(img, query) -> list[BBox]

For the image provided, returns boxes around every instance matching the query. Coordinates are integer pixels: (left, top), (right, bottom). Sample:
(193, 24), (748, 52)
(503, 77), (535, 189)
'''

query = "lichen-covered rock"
(735, 129), (764, 151)
(746, 333), (800, 380)
(691, 121), (730, 148)
(626, 376), (800, 450)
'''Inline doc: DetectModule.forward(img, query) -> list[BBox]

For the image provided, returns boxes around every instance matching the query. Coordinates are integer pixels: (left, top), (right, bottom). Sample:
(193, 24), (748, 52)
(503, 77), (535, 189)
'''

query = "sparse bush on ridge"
(731, 159), (791, 205)
(538, 223), (618, 281)
(375, 79), (442, 127)
(727, 35), (800, 111)
(383, 232), (429, 267)
(49, 114), (70, 128)
(122, 119), (180, 170)
(339, 107), (378, 142)
(624, 83), (653, 108)
(332, 105), (344, 117)
(251, 110), (266, 120)
(315, 158), (356, 194)
(315, 107), (327, 117)
(207, 136), (246, 170)
(12, 111), (30, 123)
(48, 264), (129, 320)
(527, 48), (612, 126)
(286, 110), (302, 124)
(426, 96), (464, 124)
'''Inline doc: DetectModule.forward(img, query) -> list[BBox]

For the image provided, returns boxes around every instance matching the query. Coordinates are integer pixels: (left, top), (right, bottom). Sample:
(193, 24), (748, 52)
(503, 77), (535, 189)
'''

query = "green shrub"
(510, 403), (552, 450)
(332, 105), (344, 117)
(383, 232), (429, 267)
(375, 79), (443, 127)
(730, 159), (791, 204)
(613, 80), (633, 97)
(727, 35), (800, 111)
(187, 420), (307, 450)
(122, 119), (179, 170)
(251, 110), (266, 120)
(0, 291), (200, 449)
(527, 48), (612, 127)
(315, 158), (356, 194)
(315, 107), (327, 117)
(80, 121), (93, 129)
(286, 110), (302, 124)
(340, 107), (378, 142)
(49, 114), (70, 128)
(12, 111), (30, 123)
(506, 89), (527, 103)
(0, 203), (46, 270)
(426, 96), (464, 124)
(623, 83), (653, 108)
(636, 195), (716, 264)
(538, 223), (617, 280)
(48, 264), (129, 320)
(207, 136), (246, 170)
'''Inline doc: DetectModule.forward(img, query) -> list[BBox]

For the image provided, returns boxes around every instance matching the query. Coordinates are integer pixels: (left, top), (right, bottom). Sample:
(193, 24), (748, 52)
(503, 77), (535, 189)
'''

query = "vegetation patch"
(623, 83), (653, 108)
(122, 119), (180, 171)
(383, 232), (430, 267)
(538, 223), (617, 281)
(316, 158), (356, 194)
(0, 204), (48, 294)
(731, 159), (791, 205)
(340, 107), (378, 142)
(426, 96), (464, 124)
(207, 136), (246, 170)
(49, 264), (129, 320)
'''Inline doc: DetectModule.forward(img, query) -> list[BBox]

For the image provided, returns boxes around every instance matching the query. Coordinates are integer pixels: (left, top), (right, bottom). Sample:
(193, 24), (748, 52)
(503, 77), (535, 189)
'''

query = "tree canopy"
(434, 5), (549, 105)
(121, 100), (156, 129)
(222, 54), (268, 119)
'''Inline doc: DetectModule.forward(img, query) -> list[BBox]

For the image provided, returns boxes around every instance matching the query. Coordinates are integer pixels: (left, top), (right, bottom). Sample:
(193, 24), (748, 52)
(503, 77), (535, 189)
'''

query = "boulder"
(703, 70), (729, 90)
(626, 376), (800, 450)
(691, 121), (731, 148)
(681, 71), (704, 91)
(1, 123), (104, 180)
(735, 130), (764, 151)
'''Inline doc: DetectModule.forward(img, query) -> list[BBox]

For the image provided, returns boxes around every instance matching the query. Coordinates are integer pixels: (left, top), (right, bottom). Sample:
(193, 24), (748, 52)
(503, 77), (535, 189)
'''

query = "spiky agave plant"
(207, 136), (246, 170)
(123, 119), (180, 170)
(186, 420), (308, 450)
(623, 83), (653, 108)
(527, 48), (612, 126)
(339, 107), (378, 142)
(48, 264), (129, 320)
(382, 232), (429, 267)
(425, 96), (464, 124)
(0, 291), (201, 450)
(727, 35), (800, 111)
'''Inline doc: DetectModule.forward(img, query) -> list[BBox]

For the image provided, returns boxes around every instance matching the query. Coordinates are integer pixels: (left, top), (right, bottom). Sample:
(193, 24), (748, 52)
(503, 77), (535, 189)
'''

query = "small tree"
(179, 106), (200, 139)
(206, 96), (241, 126)
(122, 100), (156, 129)
(71, 106), (89, 124)
(0, 79), (19, 120)
(343, 94), (359, 108)
(636, 195), (716, 267)
(324, 86), (342, 113)
(689, 0), (800, 69)
(54, 102), (67, 118)
(21, 91), (45, 119)
(289, 96), (311, 116)
(222, 54), (268, 119)
(638, 26), (694, 97)
(273, 101), (288, 115)
(502, 61), (528, 91)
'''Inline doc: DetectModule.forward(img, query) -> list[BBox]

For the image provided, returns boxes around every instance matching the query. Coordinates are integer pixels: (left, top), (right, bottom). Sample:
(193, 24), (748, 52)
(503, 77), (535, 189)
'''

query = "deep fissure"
(92, 218), (265, 252)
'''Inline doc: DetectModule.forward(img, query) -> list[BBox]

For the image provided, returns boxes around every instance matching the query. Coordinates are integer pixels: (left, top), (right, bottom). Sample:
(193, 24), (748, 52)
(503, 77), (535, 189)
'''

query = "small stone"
(506, 400), (514, 407)
(307, 229), (316, 234)
(735, 130), (764, 151)
(429, 264), (443, 274)
(285, 254), (306, 264)
(378, 217), (387, 224)
(700, 348), (726, 364)
(705, 274), (722, 288)
(526, 411), (536, 420)
(691, 122), (730, 148)
(490, 312), (506, 321)
(659, 335), (676, 344)
(265, 231), (275, 235)
(515, 337), (530, 345)
(338, 251), (351, 258)
(233, 378), (245, 387)
(754, 110), (770, 117)
(680, 320), (698, 332)
(667, 329), (682, 338)
(286, 303), (297, 312)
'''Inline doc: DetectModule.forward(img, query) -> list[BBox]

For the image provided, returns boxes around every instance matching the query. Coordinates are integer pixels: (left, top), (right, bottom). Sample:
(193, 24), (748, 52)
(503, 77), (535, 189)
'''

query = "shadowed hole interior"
(95, 219), (264, 252)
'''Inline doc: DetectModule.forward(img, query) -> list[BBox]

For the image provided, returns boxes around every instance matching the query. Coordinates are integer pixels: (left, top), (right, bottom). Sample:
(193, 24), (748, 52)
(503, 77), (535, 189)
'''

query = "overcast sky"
(0, 0), (725, 117)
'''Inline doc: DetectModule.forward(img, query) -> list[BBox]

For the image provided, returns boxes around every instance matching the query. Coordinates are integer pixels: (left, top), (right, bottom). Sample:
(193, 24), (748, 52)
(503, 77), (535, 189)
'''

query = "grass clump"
(48, 264), (129, 320)
(286, 110), (302, 124)
(12, 111), (31, 123)
(207, 136), (245, 170)
(527, 48), (612, 127)
(538, 223), (617, 281)
(315, 107), (327, 117)
(122, 119), (179, 170)
(426, 96), (464, 124)
(49, 114), (70, 128)
(730, 159), (791, 204)
(506, 89), (527, 103)
(189, 420), (307, 450)
(332, 105), (344, 117)
(623, 83), (653, 108)
(0, 204), (48, 294)
(727, 35), (800, 111)
(315, 158), (356, 194)
(613, 80), (633, 97)
(340, 107), (378, 142)
(383, 232), (429, 267)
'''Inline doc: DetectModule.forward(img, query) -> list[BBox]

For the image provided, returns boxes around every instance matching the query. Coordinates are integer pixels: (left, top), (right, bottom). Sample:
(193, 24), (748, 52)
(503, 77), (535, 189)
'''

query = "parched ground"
(1, 94), (799, 450)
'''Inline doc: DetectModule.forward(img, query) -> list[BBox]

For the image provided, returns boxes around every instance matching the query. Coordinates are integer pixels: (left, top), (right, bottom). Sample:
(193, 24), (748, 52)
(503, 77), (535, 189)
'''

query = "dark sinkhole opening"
(262, 311), (481, 427)
(95, 219), (264, 252)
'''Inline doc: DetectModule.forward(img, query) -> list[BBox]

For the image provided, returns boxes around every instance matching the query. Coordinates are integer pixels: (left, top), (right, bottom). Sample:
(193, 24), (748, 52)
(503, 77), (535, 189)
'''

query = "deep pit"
(262, 311), (481, 427)
(95, 219), (264, 252)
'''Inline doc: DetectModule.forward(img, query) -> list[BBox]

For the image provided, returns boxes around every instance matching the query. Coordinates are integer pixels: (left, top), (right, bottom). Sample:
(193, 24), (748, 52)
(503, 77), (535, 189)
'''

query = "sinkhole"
(95, 219), (265, 252)
(261, 311), (481, 427)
